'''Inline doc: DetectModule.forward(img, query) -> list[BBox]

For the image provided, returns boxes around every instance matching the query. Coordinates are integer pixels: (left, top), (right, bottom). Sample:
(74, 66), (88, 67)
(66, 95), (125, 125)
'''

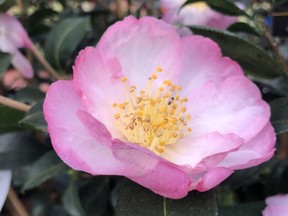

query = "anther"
(156, 67), (163, 72)
(121, 76), (127, 82)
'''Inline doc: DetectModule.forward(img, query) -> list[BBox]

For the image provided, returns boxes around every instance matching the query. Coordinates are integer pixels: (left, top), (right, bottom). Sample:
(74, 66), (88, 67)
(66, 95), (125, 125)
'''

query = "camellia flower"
(160, 0), (238, 30)
(44, 16), (275, 199)
(263, 194), (288, 216)
(0, 13), (33, 78)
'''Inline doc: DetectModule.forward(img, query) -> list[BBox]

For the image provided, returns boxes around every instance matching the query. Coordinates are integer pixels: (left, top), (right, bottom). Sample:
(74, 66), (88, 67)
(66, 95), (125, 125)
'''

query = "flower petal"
(44, 80), (126, 175)
(179, 35), (243, 94)
(97, 16), (181, 89)
(162, 132), (243, 168)
(73, 46), (126, 138)
(111, 140), (191, 199)
(0, 14), (32, 50)
(187, 76), (270, 142)
(193, 167), (233, 191)
(219, 123), (275, 169)
(263, 194), (288, 216)
(11, 50), (33, 78)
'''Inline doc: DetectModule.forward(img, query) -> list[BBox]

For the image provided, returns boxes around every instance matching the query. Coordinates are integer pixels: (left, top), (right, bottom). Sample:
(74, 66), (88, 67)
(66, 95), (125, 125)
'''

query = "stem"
(30, 43), (64, 80)
(0, 95), (31, 112)
(163, 197), (167, 216)
(6, 187), (29, 216)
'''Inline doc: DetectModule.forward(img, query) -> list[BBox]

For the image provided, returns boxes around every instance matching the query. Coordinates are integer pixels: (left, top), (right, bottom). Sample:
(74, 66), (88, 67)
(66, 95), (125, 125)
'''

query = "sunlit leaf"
(22, 151), (68, 191)
(116, 181), (217, 216)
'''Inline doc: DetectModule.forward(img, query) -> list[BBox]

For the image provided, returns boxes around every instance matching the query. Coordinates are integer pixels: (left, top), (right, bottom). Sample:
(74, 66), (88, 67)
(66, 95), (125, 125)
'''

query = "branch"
(0, 95), (31, 112)
(6, 187), (29, 216)
(30, 43), (64, 80)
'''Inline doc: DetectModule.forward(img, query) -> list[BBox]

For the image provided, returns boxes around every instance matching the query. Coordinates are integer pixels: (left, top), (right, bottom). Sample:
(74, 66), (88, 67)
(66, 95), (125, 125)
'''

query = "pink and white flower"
(263, 194), (288, 216)
(160, 0), (238, 30)
(44, 16), (275, 199)
(0, 13), (33, 78)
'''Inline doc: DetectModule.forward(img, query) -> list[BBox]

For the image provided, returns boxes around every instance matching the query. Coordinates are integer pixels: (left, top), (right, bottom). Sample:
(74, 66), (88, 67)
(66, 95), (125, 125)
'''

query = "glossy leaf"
(265, 160), (288, 196)
(14, 87), (45, 104)
(270, 98), (288, 134)
(79, 177), (111, 216)
(44, 17), (90, 71)
(116, 181), (217, 216)
(227, 22), (260, 36)
(0, 52), (12, 77)
(22, 151), (68, 191)
(27, 9), (59, 36)
(223, 159), (277, 189)
(0, 106), (26, 133)
(19, 99), (47, 131)
(189, 26), (283, 78)
(63, 180), (87, 216)
(0, 0), (16, 12)
(182, 0), (246, 16)
(219, 202), (265, 216)
(0, 132), (47, 186)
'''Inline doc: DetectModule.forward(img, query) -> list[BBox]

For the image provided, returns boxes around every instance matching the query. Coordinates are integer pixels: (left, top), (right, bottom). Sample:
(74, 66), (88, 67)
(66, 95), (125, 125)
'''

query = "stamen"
(113, 68), (192, 155)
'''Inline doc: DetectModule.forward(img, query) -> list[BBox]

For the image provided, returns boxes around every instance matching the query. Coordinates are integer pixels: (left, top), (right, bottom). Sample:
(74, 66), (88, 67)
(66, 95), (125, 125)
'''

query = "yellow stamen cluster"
(113, 68), (191, 155)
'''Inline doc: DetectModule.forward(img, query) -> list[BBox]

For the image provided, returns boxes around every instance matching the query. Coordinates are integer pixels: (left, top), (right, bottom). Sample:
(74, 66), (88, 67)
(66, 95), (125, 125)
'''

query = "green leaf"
(223, 159), (277, 189)
(116, 181), (217, 216)
(0, 106), (26, 133)
(219, 202), (265, 216)
(19, 99), (47, 131)
(79, 177), (111, 216)
(0, 52), (12, 77)
(227, 22), (260, 36)
(189, 26), (283, 79)
(63, 180), (87, 216)
(44, 17), (90, 71)
(27, 9), (59, 36)
(270, 98), (288, 134)
(0, 132), (48, 185)
(14, 87), (45, 104)
(22, 151), (68, 191)
(0, 0), (16, 12)
(265, 160), (288, 195)
(182, 0), (246, 16)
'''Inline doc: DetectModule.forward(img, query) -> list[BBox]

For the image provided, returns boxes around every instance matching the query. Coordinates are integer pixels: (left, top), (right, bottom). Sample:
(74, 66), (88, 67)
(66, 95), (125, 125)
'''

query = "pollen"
(113, 68), (192, 155)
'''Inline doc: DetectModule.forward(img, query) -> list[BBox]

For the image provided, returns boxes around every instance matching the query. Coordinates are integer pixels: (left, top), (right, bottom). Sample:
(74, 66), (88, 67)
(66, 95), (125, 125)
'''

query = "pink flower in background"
(0, 13), (33, 78)
(160, 0), (238, 30)
(263, 194), (288, 216)
(44, 16), (275, 199)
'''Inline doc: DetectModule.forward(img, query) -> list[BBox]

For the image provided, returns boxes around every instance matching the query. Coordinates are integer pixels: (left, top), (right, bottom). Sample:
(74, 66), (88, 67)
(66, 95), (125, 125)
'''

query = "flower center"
(113, 68), (191, 155)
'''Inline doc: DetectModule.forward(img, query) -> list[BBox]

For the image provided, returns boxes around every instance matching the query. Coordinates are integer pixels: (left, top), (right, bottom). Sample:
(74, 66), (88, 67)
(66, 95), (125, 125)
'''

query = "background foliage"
(1, 0), (288, 215)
